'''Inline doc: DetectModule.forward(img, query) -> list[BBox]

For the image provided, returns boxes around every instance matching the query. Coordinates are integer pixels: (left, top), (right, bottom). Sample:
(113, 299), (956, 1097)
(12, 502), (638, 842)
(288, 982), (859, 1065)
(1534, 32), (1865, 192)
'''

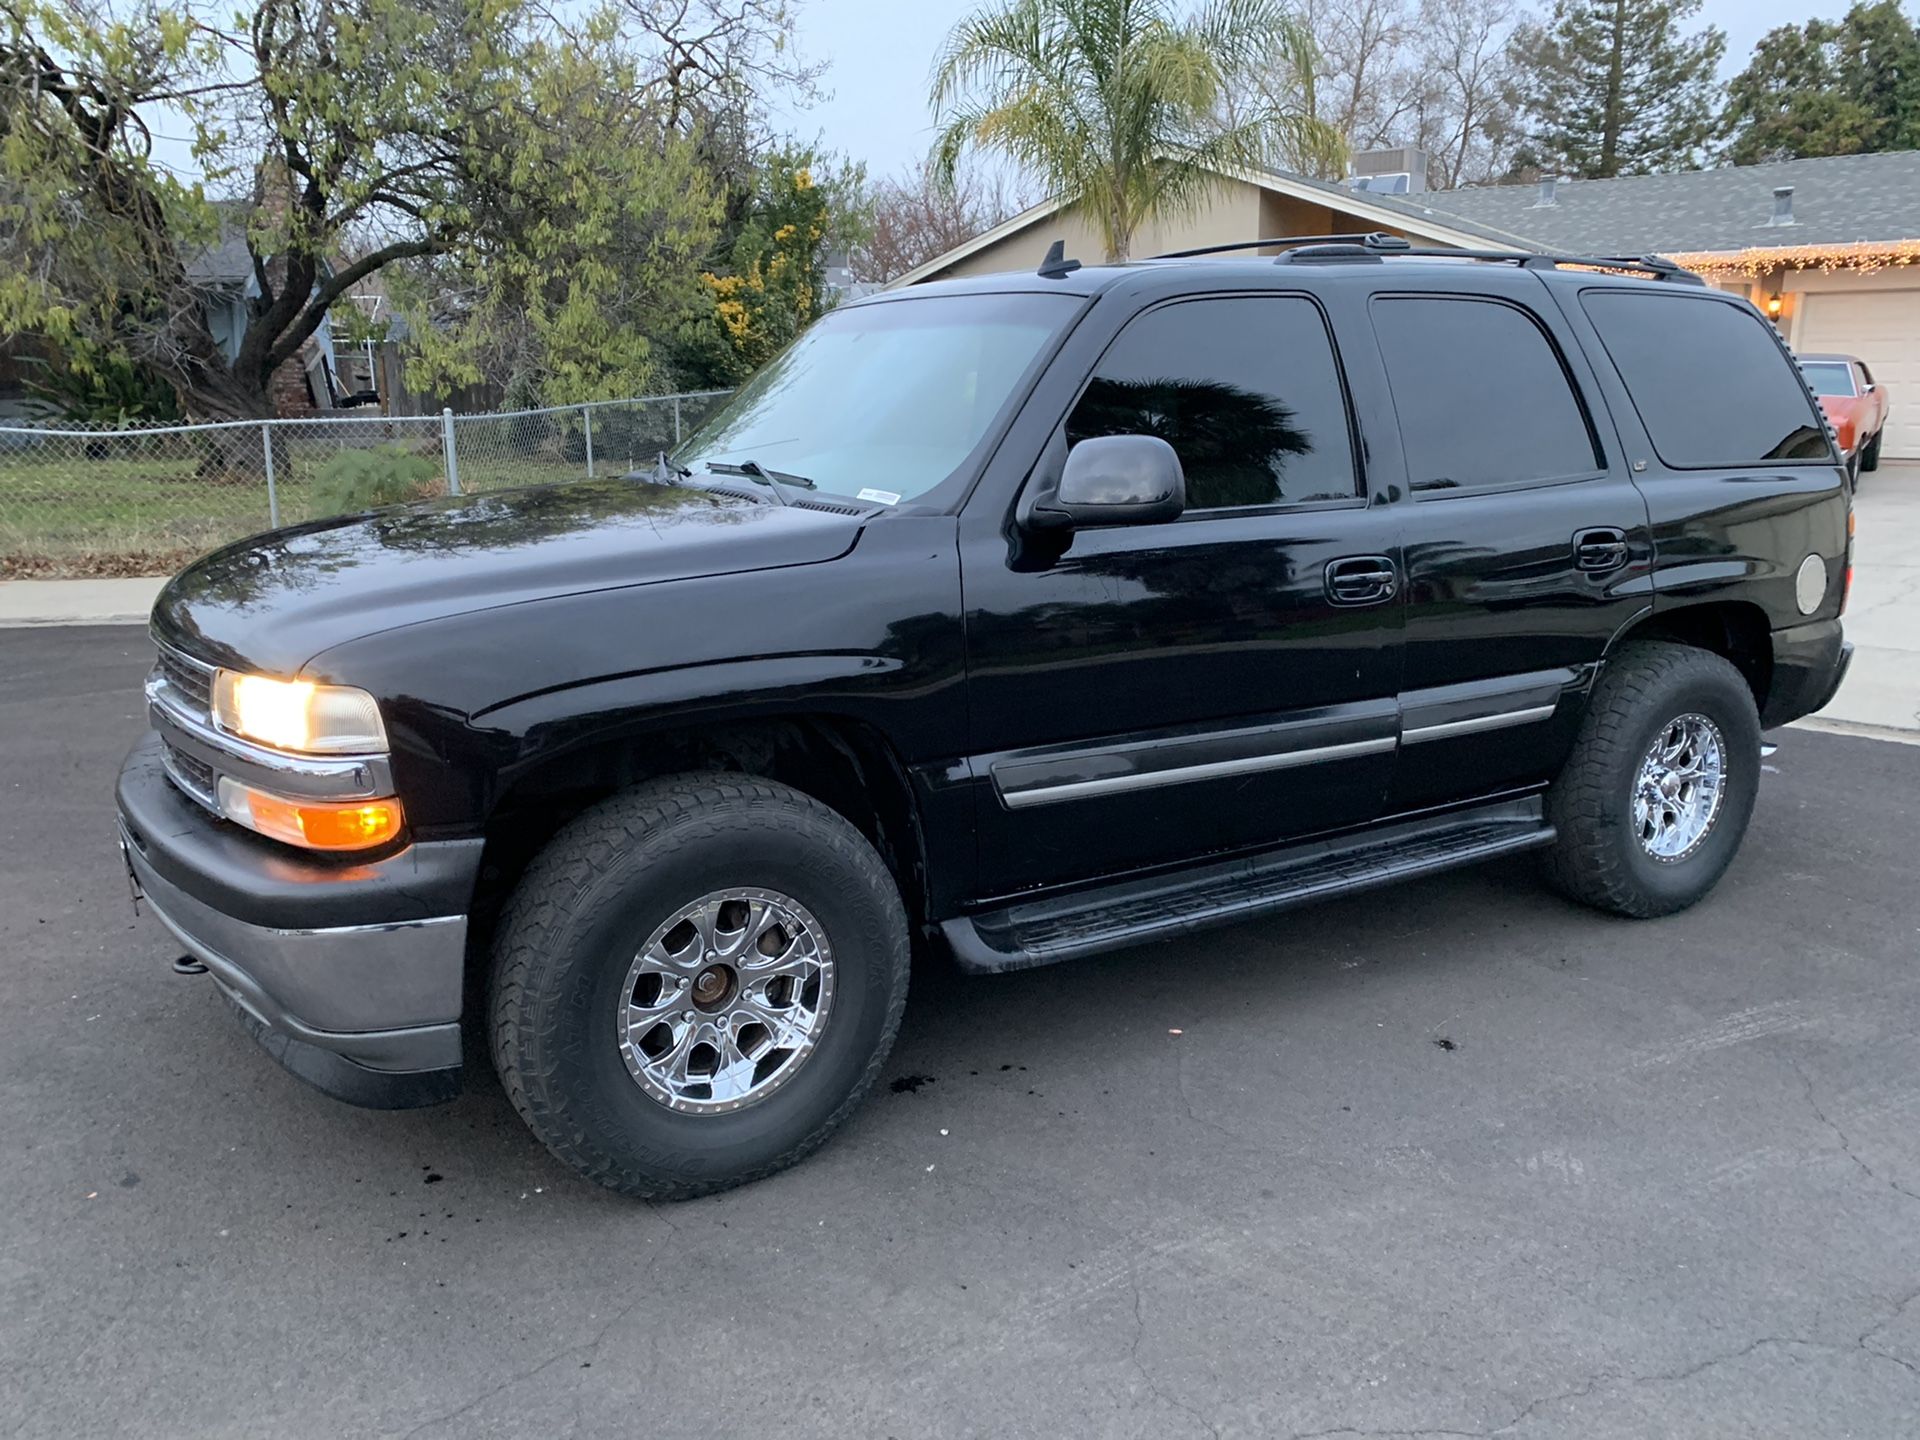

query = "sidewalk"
(0, 576), (166, 627)
(1821, 468), (1920, 732)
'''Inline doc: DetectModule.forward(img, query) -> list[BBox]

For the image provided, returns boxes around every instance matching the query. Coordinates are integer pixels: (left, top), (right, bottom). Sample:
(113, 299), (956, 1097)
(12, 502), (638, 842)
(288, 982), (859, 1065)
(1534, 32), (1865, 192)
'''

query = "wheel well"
(1612, 602), (1772, 711)
(469, 715), (930, 957)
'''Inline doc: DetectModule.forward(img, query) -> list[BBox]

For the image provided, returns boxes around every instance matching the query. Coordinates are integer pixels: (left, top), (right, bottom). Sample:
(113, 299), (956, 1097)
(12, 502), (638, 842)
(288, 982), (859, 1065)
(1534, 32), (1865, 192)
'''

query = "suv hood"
(152, 481), (866, 675)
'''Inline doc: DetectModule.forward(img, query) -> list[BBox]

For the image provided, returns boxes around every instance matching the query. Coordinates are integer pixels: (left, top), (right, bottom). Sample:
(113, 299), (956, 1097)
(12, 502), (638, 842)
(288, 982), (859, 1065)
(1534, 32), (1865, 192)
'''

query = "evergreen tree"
(1509, 0), (1725, 178)
(1722, 3), (1920, 164)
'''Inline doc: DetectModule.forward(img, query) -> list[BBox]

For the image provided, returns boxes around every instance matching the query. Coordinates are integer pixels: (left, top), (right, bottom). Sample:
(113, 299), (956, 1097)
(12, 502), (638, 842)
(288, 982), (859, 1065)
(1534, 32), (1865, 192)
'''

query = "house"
(188, 203), (342, 416)
(896, 148), (1920, 460)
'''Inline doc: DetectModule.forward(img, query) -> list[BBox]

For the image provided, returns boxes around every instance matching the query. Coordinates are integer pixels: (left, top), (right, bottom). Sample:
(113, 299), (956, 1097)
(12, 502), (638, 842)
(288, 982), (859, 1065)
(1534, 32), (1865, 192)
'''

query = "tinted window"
(1370, 295), (1599, 492)
(1066, 297), (1356, 509)
(1581, 290), (1829, 466)
(1801, 361), (1855, 398)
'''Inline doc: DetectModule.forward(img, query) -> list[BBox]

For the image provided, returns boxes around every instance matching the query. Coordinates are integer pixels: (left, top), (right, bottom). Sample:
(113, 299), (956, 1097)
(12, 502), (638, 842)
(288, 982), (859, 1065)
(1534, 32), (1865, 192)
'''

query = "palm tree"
(931, 0), (1345, 263)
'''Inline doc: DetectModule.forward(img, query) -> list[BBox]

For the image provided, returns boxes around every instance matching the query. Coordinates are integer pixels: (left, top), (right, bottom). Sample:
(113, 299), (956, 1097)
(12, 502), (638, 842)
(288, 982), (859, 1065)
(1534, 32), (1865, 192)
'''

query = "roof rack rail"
(1150, 231), (1704, 284)
(1152, 232), (1405, 259)
(1037, 239), (1082, 278)
(1357, 246), (1706, 284)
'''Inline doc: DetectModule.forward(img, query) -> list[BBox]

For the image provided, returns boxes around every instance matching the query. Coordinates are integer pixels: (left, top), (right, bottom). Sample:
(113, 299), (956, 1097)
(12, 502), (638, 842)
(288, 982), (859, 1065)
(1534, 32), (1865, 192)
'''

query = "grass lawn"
(0, 397), (724, 577)
(0, 445), (595, 577)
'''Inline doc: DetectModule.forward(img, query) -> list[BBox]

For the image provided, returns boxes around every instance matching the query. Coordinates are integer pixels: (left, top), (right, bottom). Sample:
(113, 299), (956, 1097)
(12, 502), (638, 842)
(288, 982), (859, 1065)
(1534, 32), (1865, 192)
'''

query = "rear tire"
(1543, 643), (1761, 919)
(489, 775), (910, 1199)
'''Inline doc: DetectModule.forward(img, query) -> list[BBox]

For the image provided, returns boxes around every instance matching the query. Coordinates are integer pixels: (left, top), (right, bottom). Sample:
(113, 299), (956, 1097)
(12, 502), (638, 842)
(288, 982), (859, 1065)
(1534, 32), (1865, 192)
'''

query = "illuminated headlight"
(212, 670), (388, 755)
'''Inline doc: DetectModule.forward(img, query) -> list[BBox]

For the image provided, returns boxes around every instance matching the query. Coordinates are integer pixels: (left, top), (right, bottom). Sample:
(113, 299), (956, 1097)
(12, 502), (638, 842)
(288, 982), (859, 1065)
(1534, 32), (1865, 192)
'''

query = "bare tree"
(618, 0), (828, 133)
(1409, 0), (1524, 187)
(850, 158), (1037, 286)
(1261, 0), (1528, 186)
(609, 0), (830, 222)
(1290, 0), (1422, 170)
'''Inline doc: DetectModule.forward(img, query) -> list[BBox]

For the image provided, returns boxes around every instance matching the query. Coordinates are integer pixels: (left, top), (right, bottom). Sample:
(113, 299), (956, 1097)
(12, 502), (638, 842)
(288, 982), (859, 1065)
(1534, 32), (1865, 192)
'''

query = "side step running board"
(943, 799), (1555, 974)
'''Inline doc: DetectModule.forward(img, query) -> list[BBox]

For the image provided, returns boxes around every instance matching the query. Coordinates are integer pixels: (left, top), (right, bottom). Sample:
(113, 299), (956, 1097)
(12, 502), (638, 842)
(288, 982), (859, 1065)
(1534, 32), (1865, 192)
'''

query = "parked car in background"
(1800, 354), (1890, 482)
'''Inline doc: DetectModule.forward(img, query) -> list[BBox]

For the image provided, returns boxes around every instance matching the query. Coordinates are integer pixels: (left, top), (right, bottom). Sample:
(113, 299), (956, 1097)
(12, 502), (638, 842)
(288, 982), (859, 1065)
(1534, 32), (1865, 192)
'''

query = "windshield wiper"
(645, 451), (691, 486)
(704, 459), (816, 506)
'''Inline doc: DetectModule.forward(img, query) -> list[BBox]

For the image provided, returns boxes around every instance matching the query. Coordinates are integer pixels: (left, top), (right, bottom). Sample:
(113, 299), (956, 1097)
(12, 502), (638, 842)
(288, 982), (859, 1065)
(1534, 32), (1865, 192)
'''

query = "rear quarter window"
(1370, 294), (1601, 493)
(1580, 290), (1829, 468)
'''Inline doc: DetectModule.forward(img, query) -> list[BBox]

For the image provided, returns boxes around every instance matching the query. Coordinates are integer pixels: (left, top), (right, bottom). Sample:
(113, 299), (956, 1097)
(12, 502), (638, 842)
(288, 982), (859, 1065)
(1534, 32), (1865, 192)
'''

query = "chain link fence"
(0, 390), (732, 578)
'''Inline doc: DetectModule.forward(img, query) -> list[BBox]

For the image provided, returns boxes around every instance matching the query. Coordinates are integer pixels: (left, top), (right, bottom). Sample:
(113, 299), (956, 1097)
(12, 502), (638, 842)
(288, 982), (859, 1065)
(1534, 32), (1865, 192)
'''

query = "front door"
(959, 291), (1405, 898)
(1362, 279), (1653, 812)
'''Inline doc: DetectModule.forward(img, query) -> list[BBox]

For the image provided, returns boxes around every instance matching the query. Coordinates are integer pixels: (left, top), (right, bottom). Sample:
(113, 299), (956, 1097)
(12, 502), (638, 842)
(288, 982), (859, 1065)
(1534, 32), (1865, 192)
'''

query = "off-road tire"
(489, 775), (910, 1199)
(1543, 642), (1761, 919)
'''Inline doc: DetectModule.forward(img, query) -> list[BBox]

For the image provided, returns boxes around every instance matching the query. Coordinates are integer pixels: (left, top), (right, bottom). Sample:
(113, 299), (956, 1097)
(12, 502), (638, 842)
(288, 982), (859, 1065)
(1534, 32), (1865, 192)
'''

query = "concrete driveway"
(2, 627), (1918, 1439)
(1822, 462), (1920, 732)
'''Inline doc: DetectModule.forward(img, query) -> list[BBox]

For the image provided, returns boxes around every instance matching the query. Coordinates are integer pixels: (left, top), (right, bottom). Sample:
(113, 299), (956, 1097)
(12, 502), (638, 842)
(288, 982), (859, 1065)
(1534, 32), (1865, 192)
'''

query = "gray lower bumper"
(123, 828), (467, 1101)
(1762, 619), (1852, 728)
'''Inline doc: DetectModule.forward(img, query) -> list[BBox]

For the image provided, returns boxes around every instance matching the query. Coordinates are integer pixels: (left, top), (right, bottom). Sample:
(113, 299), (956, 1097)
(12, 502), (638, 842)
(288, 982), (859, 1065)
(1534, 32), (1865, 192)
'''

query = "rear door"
(958, 288), (1405, 897)
(1362, 273), (1653, 812)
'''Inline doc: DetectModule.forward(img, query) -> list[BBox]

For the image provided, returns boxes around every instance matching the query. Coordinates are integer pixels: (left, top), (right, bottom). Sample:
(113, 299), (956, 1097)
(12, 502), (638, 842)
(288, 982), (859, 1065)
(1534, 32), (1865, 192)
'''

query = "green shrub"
(20, 344), (180, 427)
(311, 445), (441, 517)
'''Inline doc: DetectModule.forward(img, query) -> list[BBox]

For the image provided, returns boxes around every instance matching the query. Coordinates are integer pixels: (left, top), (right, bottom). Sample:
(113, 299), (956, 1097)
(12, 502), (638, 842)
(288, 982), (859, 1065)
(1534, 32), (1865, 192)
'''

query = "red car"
(1800, 353), (1890, 481)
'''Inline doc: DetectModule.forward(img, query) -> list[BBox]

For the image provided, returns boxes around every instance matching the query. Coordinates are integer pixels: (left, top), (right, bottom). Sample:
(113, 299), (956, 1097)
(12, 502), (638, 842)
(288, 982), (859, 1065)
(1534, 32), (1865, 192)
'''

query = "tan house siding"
(937, 206), (1111, 280)
(934, 178), (1266, 279)
(925, 176), (1453, 283)
(1256, 190), (1424, 245)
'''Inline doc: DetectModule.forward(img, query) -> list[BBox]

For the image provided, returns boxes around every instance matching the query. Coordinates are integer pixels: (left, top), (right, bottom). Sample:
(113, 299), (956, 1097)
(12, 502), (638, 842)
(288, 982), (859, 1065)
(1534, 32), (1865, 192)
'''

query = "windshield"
(1801, 361), (1856, 397)
(676, 292), (1079, 503)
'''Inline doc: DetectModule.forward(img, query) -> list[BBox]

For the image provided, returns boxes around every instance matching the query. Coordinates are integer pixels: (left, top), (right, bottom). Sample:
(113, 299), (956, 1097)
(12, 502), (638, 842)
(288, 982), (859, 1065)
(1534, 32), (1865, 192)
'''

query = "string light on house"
(1668, 240), (1920, 281)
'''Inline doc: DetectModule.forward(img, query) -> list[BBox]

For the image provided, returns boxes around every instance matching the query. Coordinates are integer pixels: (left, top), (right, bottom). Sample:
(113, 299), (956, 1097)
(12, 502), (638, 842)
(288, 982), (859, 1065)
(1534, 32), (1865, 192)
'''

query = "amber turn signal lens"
(216, 778), (404, 851)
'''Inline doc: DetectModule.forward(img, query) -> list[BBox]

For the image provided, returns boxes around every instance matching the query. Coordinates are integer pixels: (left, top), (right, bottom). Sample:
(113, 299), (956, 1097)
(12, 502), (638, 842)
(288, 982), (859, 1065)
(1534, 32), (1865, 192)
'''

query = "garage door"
(1796, 288), (1920, 459)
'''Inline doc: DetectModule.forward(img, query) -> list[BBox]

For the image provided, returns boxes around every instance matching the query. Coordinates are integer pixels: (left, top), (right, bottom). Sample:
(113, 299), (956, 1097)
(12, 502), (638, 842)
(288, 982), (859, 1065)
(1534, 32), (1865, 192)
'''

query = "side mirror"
(1030, 435), (1186, 530)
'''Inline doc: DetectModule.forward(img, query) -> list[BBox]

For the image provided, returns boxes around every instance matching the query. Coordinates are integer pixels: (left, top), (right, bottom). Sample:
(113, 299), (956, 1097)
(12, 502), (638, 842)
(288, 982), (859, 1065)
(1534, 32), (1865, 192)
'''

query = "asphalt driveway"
(2, 626), (1917, 1439)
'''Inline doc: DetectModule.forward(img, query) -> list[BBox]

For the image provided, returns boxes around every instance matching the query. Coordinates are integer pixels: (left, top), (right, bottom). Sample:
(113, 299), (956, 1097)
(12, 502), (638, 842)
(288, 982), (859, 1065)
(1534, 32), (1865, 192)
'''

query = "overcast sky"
(137, 0), (1868, 186)
(779, 0), (1860, 181)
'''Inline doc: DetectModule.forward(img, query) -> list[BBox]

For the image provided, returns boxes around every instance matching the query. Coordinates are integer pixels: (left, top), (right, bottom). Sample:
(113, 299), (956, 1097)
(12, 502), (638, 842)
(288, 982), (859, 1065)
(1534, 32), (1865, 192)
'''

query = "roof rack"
(1153, 232), (1407, 259)
(1149, 231), (1704, 284)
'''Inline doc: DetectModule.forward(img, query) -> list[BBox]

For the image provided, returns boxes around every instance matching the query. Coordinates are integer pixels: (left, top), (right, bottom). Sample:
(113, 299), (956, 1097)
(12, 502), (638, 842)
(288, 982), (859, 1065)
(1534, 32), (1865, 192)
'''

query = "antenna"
(1037, 240), (1082, 278)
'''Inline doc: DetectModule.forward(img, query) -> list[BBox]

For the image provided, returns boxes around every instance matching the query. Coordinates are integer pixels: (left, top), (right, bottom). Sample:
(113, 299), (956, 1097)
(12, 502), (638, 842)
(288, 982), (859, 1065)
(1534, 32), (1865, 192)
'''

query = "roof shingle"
(1417, 151), (1920, 255)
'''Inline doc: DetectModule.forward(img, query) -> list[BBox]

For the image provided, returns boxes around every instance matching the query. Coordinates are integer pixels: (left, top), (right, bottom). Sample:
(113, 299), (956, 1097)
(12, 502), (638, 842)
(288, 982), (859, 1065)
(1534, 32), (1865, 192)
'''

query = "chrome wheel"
(1633, 713), (1727, 862)
(617, 888), (835, 1114)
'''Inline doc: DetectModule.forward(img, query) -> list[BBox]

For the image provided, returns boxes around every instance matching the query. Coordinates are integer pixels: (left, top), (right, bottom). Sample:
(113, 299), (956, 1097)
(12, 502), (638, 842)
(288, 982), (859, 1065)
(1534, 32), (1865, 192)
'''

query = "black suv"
(117, 237), (1854, 1198)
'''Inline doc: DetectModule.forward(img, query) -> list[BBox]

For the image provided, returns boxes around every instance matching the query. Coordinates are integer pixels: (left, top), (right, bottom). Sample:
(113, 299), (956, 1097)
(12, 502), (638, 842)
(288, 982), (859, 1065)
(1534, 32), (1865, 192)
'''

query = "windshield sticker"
(857, 488), (902, 505)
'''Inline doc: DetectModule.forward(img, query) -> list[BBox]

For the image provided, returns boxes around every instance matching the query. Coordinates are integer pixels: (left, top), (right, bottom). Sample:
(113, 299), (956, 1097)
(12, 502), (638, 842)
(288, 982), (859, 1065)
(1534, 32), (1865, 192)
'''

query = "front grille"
(160, 738), (219, 811)
(156, 644), (214, 716)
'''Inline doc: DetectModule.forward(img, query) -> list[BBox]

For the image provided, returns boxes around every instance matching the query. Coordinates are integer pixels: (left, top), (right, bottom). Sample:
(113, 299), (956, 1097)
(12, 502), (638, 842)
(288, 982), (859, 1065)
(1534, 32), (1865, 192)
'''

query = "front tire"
(1861, 430), (1882, 473)
(489, 775), (910, 1199)
(1543, 643), (1761, 918)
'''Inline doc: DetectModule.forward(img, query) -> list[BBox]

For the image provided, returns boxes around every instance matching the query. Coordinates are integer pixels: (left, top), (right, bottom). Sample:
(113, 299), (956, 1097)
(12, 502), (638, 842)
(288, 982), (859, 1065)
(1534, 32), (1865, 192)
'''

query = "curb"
(1789, 715), (1920, 748)
(0, 613), (153, 627)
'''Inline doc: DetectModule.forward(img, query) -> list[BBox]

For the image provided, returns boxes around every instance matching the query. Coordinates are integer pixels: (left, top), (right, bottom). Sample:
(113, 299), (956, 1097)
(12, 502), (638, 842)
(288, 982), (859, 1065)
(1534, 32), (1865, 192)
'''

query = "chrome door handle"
(1574, 528), (1630, 573)
(1326, 555), (1398, 606)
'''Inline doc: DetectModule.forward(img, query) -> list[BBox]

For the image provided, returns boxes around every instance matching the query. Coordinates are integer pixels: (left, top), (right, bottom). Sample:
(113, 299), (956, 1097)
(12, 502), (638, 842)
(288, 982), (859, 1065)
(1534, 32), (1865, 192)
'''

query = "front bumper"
(117, 732), (483, 1109)
(1761, 619), (1853, 729)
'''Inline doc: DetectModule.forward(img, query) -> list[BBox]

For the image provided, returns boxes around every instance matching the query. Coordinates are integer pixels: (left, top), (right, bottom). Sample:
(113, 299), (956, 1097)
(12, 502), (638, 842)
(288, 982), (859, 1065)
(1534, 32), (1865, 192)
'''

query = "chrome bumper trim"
(122, 827), (464, 1071)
